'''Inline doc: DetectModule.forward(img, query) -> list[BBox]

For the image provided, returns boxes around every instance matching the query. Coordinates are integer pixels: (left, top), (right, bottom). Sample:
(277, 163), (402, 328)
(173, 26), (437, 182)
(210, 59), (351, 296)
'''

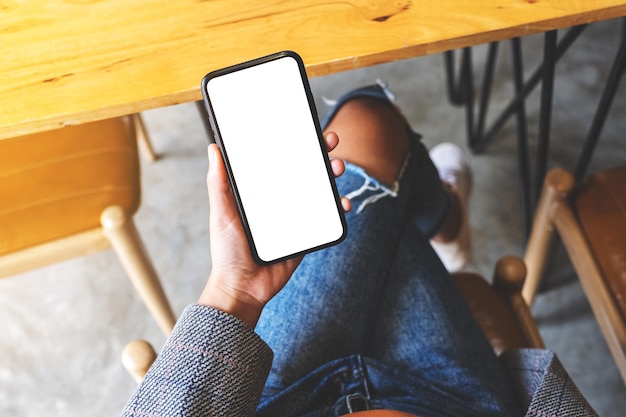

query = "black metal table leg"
(468, 43), (499, 152)
(510, 37), (532, 239)
(443, 25), (590, 236)
(534, 30), (558, 203)
(574, 18), (626, 179)
(444, 48), (467, 106)
(444, 43), (499, 151)
(477, 25), (587, 152)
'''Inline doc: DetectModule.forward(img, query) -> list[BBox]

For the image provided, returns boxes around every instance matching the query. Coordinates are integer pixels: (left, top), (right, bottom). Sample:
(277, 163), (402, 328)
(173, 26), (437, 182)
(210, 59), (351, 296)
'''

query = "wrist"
(197, 277), (264, 328)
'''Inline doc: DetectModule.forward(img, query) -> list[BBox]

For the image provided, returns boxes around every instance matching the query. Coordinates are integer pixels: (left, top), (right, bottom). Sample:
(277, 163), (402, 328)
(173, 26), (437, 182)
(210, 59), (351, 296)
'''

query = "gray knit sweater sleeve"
(121, 304), (273, 417)
(500, 349), (598, 417)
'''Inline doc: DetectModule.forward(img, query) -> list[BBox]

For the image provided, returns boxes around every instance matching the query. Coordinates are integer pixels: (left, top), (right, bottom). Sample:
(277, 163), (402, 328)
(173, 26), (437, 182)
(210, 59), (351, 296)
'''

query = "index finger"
(324, 131), (339, 153)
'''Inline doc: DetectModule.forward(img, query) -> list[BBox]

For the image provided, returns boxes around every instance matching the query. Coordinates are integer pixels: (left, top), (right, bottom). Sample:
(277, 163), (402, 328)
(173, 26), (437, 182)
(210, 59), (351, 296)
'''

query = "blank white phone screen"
(205, 55), (345, 263)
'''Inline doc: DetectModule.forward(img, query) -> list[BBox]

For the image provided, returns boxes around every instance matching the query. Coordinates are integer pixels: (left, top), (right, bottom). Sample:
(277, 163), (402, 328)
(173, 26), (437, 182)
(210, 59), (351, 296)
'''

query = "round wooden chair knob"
(122, 340), (157, 383)
(494, 255), (527, 294)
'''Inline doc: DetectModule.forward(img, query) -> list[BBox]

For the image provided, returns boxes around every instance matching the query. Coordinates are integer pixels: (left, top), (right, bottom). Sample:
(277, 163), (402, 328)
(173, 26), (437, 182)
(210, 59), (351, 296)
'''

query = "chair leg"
(131, 113), (158, 162)
(101, 206), (175, 335)
(522, 168), (574, 305)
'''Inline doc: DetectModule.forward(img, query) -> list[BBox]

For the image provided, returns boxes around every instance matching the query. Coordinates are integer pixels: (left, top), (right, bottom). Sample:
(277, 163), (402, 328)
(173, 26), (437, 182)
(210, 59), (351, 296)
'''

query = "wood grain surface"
(1, 0), (625, 139)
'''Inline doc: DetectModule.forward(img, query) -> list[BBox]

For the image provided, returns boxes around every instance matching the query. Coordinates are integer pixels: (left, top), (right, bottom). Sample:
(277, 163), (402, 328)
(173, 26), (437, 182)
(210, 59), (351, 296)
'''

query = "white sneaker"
(429, 143), (473, 272)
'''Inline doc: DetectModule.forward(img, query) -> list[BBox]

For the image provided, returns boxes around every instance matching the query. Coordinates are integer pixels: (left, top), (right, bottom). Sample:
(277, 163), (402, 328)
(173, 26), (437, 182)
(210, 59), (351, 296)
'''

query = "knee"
(324, 98), (409, 184)
(324, 98), (407, 150)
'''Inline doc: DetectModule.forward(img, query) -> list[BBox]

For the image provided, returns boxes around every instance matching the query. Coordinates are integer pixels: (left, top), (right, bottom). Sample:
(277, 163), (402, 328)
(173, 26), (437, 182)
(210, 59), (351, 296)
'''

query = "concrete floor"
(1, 18), (624, 416)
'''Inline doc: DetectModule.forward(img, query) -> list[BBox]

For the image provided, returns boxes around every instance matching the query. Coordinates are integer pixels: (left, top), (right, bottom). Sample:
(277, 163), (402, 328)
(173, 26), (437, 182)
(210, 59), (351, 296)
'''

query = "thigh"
(256, 136), (450, 394)
(255, 162), (410, 393)
(366, 223), (519, 414)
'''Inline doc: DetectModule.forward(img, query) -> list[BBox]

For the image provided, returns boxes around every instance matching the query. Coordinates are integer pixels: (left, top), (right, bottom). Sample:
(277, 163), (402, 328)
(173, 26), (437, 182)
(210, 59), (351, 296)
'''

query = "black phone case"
(200, 51), (347, 265)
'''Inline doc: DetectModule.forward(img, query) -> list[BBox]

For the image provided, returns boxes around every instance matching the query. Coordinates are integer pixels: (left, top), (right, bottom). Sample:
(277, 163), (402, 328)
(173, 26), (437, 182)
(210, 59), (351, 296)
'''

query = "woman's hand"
(198, 132), (350, 328)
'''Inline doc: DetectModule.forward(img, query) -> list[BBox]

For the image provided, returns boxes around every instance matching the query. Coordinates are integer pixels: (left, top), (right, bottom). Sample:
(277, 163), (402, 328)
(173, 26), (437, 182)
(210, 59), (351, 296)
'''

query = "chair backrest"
(574, 165), (626, 323)
(523, 166), (626, 383)
(0, 118), (140, 256)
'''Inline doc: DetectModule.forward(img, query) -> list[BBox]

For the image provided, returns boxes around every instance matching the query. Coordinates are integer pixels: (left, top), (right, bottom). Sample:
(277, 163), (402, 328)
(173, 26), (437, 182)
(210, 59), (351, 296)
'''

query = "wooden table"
(2, 0), (625, 140)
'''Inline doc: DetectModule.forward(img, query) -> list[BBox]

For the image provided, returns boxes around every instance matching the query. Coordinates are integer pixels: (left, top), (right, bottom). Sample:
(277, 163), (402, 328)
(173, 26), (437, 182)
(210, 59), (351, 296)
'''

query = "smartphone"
(201, 51), (347, 264)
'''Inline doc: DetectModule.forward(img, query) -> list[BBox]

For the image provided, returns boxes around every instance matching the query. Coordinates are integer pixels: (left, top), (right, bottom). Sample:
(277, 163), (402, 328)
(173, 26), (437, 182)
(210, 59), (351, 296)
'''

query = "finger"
(207, 144), (239, 223)
(330, 158), (345, 178)
(324, 131), (339, 152)
(341, 197), (352, 212)
(207, 144), (229, 191)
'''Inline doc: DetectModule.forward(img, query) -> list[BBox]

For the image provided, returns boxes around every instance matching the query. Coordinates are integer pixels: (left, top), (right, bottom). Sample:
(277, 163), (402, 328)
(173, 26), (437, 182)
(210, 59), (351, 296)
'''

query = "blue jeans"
(255, 86), (520, 417)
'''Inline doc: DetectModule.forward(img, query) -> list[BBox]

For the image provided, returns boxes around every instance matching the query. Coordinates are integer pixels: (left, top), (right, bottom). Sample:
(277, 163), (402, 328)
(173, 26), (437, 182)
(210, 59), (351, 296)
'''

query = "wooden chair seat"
(0, 118), (140, 254)
(0, 117), (175, 335)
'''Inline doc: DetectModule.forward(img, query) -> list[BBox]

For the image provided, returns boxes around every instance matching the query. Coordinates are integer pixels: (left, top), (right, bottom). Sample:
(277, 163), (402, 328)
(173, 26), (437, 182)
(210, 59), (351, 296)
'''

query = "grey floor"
(1, 18), (625, 417)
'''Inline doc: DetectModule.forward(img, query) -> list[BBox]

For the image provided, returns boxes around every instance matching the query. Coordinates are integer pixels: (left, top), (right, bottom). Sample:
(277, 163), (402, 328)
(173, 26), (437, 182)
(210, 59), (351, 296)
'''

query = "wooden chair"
(122, 255), (544, 382)
(454, 255), (544, 354)
(523, 166), (626, 382)
(131, 113), (158, 162)
(0, 116), (175, 335)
